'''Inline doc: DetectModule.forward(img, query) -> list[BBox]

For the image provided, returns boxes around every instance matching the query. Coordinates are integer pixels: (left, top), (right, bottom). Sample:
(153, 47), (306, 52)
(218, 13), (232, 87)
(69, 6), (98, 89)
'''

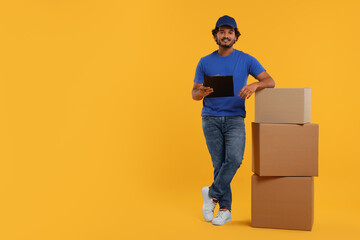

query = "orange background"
(1, 0), (359, 239)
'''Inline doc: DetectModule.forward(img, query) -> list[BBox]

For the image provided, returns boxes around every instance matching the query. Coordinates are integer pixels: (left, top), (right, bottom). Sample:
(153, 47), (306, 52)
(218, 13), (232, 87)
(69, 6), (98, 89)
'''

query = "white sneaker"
(212, 209), (232, 225)
(202, 186), (217, 222)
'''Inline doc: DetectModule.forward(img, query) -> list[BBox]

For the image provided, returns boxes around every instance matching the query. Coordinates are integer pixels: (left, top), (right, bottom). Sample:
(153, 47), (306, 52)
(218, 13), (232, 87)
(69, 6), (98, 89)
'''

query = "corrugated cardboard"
(252, 122), (319, 176)
(251, 174), (314, 231)
(255, 88), (311, 124)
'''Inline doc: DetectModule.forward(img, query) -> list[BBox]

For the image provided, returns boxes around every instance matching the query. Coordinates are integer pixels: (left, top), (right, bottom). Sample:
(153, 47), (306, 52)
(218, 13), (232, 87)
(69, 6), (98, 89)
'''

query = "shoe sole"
(212, 216), (232, 225)
(202, 187), (213, 222)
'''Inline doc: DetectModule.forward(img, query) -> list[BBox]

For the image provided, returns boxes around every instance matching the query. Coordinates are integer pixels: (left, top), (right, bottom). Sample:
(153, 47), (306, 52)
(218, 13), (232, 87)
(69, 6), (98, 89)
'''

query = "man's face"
(214, 25), (237, 48)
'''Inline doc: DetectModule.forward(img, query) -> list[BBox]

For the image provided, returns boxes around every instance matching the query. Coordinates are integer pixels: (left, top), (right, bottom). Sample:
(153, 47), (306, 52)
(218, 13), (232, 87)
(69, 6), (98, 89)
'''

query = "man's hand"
(239, 82), (259, 99)
(192, 82), (214, 100)
(238, 71), (276, 99)
(199, 84), (214, 97)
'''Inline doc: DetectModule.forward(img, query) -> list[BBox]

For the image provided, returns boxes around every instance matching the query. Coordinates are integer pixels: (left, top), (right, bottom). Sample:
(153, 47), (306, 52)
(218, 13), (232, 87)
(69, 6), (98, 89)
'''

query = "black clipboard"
(204, 75), (234, 98)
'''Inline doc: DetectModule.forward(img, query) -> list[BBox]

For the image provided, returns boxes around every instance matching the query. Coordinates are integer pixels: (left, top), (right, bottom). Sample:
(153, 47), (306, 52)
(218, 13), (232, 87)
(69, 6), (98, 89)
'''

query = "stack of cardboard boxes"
(251, 88), (319, 231)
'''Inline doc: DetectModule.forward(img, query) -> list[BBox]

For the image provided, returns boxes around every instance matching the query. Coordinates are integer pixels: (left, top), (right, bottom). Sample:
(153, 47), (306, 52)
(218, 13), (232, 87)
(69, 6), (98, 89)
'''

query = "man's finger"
(241, 87), (249, 97)
(240, 90), (247, 98)
(242, 91), (249, 98)
(239, 88), (245, 96)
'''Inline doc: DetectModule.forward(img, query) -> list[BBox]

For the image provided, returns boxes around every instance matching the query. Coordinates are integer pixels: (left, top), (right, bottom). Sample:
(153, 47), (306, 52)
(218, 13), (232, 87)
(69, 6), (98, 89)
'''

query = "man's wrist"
(254, 81), (263, 89)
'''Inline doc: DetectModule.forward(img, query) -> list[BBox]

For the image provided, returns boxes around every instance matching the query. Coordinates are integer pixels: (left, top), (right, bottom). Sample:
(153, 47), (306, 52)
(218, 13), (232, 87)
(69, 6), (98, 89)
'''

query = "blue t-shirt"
(194, 49), (265, 117)
(194, 49), (265, 118)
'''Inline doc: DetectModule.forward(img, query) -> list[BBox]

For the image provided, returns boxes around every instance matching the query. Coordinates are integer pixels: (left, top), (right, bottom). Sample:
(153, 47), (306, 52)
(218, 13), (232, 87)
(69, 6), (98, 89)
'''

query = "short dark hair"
(212, 27), (241, 43)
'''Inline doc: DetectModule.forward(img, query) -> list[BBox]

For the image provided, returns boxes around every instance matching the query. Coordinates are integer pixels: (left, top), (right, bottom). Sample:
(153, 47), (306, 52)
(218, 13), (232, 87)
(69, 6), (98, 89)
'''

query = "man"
(192, 15), (275, 225)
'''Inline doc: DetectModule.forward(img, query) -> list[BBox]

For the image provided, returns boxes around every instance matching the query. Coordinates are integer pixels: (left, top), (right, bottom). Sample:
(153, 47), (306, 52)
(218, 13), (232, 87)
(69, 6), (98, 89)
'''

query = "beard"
(216, 38), (236, 48)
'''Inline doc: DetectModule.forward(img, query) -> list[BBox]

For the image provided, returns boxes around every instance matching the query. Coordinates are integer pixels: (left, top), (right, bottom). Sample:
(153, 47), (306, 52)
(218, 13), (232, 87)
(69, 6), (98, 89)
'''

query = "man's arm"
(238, 71), (275, 99)
(192, 82), (214, 101)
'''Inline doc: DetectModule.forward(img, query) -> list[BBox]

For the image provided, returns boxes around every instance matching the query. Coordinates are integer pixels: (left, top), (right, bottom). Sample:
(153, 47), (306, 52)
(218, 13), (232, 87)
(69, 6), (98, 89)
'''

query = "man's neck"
(217, 47), (234, 57)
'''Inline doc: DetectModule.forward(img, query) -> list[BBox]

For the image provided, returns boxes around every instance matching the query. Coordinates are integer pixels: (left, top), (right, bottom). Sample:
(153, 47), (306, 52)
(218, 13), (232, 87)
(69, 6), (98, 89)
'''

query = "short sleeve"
(194, 58), (205, 84)
(248, 55), (266, 79)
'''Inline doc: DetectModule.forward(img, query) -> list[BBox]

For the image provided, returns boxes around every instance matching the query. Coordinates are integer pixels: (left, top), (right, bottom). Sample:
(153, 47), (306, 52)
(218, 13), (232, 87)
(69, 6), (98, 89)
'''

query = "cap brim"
(217, 24), (236, 28)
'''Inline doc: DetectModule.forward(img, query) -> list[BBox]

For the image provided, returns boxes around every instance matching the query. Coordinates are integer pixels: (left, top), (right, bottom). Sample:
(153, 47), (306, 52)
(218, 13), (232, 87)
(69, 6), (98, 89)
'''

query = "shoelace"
(215, 210), (228, 219)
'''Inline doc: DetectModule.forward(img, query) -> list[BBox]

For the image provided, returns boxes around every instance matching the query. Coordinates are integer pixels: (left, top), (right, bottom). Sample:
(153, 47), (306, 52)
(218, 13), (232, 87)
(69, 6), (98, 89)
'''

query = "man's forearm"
(255, 77), (275, 91)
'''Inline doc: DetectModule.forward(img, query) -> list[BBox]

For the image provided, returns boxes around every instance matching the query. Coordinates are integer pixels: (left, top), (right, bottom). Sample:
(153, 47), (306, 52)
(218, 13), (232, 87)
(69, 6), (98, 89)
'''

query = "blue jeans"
(202, 116), (246, 211)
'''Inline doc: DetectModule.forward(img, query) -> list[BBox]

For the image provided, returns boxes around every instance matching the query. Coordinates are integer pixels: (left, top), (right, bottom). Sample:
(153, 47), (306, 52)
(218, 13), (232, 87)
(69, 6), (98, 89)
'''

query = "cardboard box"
(252, 122), (318, 176)
(251, 174), (314, 231)
(255, 88), (311, 124)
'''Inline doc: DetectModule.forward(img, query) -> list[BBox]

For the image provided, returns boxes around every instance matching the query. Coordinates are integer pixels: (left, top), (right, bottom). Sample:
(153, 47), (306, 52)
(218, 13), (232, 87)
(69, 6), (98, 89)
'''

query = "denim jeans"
(202, 115), (246, 211)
